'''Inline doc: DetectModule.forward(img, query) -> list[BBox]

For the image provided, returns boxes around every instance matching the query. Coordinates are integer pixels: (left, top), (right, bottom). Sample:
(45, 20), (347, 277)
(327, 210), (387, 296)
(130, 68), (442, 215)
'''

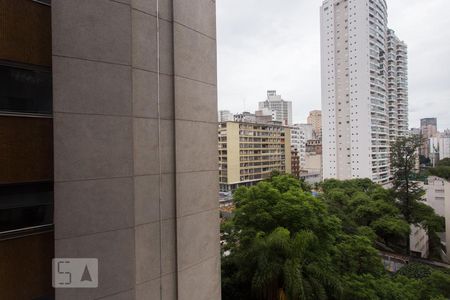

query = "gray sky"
(217, 0), (450, 130)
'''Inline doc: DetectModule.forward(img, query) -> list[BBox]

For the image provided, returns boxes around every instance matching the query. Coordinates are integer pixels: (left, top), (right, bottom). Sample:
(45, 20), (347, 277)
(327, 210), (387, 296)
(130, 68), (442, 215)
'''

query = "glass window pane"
(0, 65), (52, 115)
(0, 182), (53, 232)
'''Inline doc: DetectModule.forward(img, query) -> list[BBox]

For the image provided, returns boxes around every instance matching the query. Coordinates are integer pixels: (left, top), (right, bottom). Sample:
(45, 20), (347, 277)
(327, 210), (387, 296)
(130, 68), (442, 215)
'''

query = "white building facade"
(320, 0), (408, 185)
(291, 124), (314, 169)
(219, 110), (234, 122)
(424, 176), (450, 262)
(259, 90), (293, 126)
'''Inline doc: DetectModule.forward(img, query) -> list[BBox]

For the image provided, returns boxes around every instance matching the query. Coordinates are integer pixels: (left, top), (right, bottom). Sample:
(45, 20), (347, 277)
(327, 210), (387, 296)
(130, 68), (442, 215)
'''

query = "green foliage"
(221, 175), (450, 300)
(396, 263), (433, 279)
(429, 166), (450, 180)
(342, 274), (424, 300)
(436, 158), (450, 167)
(396, 263), (450, 299)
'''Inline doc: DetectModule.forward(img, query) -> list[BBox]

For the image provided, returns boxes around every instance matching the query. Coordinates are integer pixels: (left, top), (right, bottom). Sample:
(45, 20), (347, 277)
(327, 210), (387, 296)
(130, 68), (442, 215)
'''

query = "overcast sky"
(217, 0), (450, 130)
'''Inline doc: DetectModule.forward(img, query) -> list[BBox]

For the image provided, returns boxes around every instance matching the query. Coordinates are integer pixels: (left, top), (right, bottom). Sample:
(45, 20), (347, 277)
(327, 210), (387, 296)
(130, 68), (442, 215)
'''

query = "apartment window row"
(0, 61), (53, 233)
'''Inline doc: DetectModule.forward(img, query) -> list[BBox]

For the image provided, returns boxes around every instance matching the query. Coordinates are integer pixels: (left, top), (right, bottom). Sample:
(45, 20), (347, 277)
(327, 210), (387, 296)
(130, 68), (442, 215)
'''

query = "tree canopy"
(221, 175), (450, 300)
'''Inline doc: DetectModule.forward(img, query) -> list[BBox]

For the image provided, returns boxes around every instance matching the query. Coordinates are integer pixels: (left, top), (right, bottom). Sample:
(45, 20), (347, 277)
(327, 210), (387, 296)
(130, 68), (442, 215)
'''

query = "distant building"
(410, 128), (421, 136)
(387, 29), (409, 140)
(219, 110), (234, 122)
(439, 134), (450, 160)
(255, 108), (277, 124)
(320, 0), (408, 185)
(234, 111), (256, 123)
(304, 139), (323, 178)
(291, 124), (314, 169)
(291, 147), (301, 179)
(420, 118), (438, 158)
(218, 121), (292, 191)
(259, 90), (293, 125)
(424, 176), (450, 262)
(410, 225), (429, 258)
(307, 110), (322, 139)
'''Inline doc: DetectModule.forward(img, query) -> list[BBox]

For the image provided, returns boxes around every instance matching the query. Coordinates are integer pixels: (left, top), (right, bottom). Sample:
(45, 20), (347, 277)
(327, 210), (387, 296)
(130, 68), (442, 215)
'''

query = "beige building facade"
(307, 110), (322, 139)
(219, 122), (292, 191)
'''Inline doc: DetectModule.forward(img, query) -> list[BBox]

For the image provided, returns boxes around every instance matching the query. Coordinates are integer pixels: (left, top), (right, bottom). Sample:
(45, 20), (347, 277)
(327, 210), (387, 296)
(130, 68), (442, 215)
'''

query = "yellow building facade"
(219, 121), (291, 191)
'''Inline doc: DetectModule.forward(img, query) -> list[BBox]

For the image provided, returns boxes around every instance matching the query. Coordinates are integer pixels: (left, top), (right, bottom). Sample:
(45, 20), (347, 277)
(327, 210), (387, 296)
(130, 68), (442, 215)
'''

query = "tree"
(390, 135), (426, 254)
(221, 175), (449, 299)
(222, 176), (343, 300)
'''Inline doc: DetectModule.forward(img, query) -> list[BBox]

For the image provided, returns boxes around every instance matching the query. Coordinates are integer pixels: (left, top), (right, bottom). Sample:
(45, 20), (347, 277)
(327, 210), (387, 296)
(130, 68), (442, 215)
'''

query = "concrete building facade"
(218, 121), (292, 191)
(258, 90), (293, 126)
(424, 176), (450, 261)
(1, 0), (221, 299)
(420, 118), (438, 158)
(291, 124), (314, 170)
(219, 110), (234, 122)
(307, 110), (322, 139)
(387, 29), (409, 140)
(320, 0), (408, 185)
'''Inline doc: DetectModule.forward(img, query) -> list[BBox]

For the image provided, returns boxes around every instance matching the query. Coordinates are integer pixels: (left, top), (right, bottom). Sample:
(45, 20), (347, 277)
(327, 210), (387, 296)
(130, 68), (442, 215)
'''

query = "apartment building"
(430, 133), (450, 162)
(410, 225), (429, 258)
(258, 90), (293, 125)
(291, 147), (301, 179)
(320, 0), (408, 185)
(424, 176), (450, 261)
(218, 122), (292, 191)
(291, 124), (314, 170)
(420, 118), (438, 158)
(219, 110), (234, 122)
(0, 1), (220, 299)
(387, 29), (409, 140)
(307, 110), (323, 139)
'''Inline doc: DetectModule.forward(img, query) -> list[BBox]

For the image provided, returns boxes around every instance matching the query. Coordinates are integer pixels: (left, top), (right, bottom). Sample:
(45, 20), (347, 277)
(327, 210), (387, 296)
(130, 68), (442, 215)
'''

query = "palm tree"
(248, 228), (342, 300)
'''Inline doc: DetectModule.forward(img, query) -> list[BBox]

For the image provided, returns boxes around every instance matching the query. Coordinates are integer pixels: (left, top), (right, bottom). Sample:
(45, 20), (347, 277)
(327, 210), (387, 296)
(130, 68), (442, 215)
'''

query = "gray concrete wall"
(52, 0), (219, 299)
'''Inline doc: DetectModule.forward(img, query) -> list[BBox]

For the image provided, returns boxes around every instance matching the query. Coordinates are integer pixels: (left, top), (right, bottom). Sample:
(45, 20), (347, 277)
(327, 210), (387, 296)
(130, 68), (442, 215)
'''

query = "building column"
(52, 0), (220, 299)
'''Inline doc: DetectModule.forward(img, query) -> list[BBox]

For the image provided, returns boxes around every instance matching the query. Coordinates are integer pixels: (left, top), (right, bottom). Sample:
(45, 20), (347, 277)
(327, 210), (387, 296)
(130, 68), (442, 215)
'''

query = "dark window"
(0, 182), (53, 232)
(0, 64), (52, 115)
(32, 0), (51, 5)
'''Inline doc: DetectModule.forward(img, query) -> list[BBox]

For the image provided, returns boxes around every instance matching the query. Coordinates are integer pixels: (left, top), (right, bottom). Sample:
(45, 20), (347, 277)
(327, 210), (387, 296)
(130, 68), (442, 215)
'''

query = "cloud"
(217, 0), (450, 129)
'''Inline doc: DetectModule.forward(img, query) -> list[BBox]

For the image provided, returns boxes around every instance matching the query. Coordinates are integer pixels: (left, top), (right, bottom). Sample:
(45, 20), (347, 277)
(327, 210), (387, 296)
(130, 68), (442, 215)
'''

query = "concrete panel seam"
(176, 207), (218, 221)
(54, 175), (134, 184)
(132, 7), (172, 23)
(173, 21), (216, 41)
(94, 287), (134, 300)
(55, 226), (137, 242)
(176, 169), (219, 175)
(177, 254), (219, 273)
(174, 117), (218, 126)
(108, 0), (130, 6)
(174, 74), (216, 87)
(53, 53), (131, 67)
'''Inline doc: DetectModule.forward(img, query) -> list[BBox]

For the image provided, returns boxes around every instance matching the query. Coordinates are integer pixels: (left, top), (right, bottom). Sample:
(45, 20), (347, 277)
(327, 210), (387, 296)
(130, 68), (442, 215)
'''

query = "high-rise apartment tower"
(259, 90), (293, 126)
(320, 0), (408, 184)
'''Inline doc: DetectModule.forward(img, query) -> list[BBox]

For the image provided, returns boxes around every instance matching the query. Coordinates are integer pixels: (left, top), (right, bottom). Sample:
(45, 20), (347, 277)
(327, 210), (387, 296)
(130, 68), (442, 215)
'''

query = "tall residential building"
(219, 110), (234, 122)
(218, 121), (292, 191)
(387, 29), (409, 139)
(420, 118), (438, 158)
(258, 90), (293, 125)
(307, 110), (322, 139)
(0, 1), (220, 299)
(320, 0), (408, 184)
